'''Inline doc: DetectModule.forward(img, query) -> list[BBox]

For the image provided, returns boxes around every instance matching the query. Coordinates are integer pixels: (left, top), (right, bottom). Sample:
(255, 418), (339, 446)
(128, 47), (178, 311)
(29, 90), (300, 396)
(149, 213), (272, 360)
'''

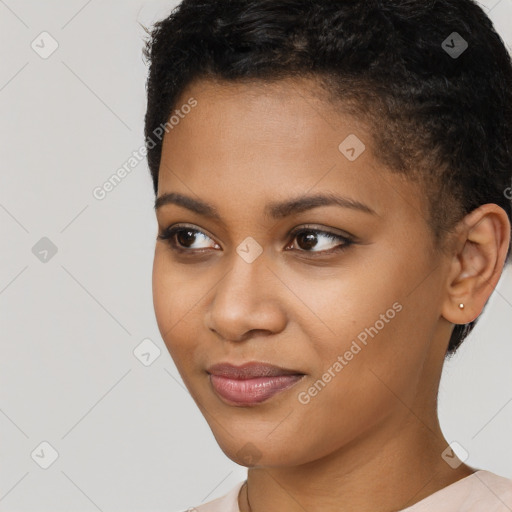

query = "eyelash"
(157, 224), (354, 256)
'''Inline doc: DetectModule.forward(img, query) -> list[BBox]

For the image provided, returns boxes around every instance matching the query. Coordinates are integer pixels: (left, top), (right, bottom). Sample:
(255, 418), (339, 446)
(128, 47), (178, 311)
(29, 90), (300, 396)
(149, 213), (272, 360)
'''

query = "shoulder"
(467, 470), (512, 510)
(174, 480), (246, 512)
(402, 470), (512, 512)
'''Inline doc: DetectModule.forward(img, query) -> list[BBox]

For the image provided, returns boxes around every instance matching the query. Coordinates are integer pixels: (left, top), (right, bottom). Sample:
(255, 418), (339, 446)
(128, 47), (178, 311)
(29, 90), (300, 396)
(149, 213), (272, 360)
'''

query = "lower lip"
(209, 374), (304, 406)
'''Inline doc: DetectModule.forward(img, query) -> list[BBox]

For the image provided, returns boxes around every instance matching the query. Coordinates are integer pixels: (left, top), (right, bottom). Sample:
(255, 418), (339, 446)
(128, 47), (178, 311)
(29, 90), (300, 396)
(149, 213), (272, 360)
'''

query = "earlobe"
(443, 297), (475, 325)
(441, 203), (511, 325)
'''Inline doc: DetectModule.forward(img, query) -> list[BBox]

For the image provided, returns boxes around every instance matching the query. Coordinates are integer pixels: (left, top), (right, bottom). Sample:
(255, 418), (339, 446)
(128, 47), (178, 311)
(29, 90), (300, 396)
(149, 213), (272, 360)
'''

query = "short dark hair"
(142, 0), (512, 355)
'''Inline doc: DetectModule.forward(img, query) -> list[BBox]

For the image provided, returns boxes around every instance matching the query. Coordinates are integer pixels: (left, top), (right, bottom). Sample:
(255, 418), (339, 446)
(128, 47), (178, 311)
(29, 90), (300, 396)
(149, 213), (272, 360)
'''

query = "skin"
(151, 77), (511, 512)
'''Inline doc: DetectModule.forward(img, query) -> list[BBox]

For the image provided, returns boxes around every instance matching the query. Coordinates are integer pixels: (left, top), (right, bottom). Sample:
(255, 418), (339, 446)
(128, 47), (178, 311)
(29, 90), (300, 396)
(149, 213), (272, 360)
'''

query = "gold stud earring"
(459, 303), (464, 309)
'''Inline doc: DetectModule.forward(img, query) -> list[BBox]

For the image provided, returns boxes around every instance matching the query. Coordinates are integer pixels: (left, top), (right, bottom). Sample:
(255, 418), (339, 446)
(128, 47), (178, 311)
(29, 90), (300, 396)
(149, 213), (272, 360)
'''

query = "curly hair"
(142, 0), (512, 356)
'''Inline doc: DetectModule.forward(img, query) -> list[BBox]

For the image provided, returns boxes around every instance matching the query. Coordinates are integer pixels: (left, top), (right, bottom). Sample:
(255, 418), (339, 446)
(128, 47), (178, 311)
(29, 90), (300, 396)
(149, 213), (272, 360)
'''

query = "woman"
(143, 0), (512, 510)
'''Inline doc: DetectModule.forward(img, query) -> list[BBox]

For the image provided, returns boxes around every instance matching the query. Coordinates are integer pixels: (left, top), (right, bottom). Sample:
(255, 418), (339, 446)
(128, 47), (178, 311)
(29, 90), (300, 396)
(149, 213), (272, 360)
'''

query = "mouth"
(206, 362), (306, 406)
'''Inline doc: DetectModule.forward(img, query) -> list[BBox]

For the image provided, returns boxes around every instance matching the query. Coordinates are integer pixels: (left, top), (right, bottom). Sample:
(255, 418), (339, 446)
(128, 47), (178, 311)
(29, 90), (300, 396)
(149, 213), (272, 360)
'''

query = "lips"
(207, 362), (305, 406)
(207, 361), (303, 379)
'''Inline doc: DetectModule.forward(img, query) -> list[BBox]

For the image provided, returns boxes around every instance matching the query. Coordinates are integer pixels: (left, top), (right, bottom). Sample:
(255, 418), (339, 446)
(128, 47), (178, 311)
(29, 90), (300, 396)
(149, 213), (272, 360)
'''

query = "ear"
(442, 203), (511, 325)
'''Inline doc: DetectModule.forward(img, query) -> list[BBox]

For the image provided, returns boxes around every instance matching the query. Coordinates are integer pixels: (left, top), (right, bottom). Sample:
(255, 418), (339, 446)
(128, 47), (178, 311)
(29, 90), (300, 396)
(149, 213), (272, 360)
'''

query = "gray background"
(0, 0), (511, 510)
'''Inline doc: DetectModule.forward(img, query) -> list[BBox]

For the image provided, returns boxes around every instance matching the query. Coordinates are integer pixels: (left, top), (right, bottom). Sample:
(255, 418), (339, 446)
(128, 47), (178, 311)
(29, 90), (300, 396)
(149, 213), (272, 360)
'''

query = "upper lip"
(207, 362), (304, 379)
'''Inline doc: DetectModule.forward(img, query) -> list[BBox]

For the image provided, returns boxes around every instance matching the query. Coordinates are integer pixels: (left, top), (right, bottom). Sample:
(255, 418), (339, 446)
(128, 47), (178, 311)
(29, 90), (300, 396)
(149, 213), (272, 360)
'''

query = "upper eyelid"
(288, 224), (353, 239)
(162, 223), (217, 241)
(162, 223), (351, 237)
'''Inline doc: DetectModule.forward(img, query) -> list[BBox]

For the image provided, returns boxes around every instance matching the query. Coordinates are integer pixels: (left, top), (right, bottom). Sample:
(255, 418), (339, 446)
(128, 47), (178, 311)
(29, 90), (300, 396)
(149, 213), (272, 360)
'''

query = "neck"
(239, 413), (475, 512)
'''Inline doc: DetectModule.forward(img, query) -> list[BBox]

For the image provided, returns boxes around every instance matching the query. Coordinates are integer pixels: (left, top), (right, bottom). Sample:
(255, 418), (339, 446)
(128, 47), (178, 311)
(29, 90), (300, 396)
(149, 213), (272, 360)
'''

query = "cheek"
(287, 263), (398, 346)
(152, 252), (174, 333)
(152, 251), (213, 380)
(152, 252), (196, 352)
(287, 309), (422, 462)
(291, 257), (432, 410)
(152, 251), (198, 328)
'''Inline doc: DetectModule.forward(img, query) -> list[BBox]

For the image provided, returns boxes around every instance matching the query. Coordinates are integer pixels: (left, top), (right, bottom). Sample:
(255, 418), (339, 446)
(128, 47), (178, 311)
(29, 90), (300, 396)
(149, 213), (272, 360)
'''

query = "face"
(152, 77), (452, 468)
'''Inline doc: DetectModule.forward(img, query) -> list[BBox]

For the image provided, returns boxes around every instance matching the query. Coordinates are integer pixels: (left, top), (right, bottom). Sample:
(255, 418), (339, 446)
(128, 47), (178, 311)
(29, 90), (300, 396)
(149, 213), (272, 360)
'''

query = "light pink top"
(181, 470), (512, 512)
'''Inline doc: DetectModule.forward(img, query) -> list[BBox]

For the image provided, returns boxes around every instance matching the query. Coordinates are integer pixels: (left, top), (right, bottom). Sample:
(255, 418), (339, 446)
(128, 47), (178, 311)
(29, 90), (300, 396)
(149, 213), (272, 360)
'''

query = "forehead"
(157, 77), (428, 226)
(160, 77), (366, 182)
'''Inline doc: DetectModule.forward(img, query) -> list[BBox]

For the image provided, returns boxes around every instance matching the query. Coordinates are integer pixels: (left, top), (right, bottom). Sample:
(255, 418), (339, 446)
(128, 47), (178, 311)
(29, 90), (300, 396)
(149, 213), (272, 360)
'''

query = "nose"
(204, 251), (288, 342)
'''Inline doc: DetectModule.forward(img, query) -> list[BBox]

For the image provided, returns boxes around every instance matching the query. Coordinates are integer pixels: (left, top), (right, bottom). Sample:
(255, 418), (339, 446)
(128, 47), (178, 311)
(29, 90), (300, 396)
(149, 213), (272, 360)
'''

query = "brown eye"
(287, 227), (353, 254)
(176, 229), (199, 248)
(295, 231), (320, 250)
(157, 225), (219, 251)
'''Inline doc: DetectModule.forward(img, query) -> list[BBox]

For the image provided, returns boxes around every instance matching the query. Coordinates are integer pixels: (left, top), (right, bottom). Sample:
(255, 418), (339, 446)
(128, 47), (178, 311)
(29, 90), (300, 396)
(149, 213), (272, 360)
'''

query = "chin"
(212, 431), (309, 468)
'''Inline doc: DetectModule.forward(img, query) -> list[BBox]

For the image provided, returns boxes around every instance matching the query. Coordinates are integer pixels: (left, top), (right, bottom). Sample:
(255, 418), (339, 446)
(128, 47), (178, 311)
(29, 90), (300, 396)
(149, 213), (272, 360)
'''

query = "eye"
(157, 224), (220, 252)
(157, 224), (354, 256)
(286, 226), (353, 253)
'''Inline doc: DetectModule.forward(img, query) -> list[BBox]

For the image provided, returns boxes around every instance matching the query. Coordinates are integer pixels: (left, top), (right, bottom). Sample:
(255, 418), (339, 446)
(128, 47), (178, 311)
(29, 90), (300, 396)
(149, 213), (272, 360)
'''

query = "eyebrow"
(154, 191), (377, 219)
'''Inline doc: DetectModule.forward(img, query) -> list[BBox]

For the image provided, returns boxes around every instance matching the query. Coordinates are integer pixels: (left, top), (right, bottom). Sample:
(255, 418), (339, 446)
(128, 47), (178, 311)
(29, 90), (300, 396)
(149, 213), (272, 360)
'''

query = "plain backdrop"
(0, 0), (511, 510)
